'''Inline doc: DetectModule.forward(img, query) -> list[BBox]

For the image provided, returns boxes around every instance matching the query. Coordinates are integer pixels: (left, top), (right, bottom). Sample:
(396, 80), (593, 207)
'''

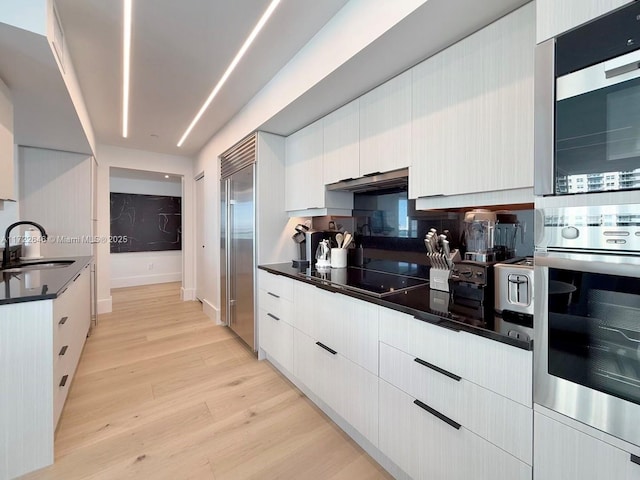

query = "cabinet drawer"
(380, 342), (532, 464)
(258, 308), (294, 373)
(295, 281), (379, 374)
(53, 353), (72, 427)
(258, 270), (294, 302)
(379, 307), (532, 406)
(258, 289), (294, 325)
(379, 379), (531, 480)
(294, 329), (378, 445)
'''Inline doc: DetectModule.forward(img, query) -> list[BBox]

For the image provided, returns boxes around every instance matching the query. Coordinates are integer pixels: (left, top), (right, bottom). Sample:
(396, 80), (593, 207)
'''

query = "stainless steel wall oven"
(534, 204), (640, 446)
(535, 2), (640, 196)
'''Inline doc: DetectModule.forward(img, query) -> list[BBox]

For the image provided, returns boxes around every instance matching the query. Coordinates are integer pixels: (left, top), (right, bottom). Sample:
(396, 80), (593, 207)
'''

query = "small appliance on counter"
(494, 257), (534, 342)
(462, 209), (497, 262)
(291, 223), (310, 267)
(305, 230), (341, 268)
(494, 211), (525, 261)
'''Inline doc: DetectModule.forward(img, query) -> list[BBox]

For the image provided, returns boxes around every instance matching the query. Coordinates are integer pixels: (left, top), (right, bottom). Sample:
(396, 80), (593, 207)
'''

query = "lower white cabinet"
(379, 379), (531, 480)
(0, 262), (91, 479)
(258, 308), (294, 373)
(534, 412), (640, 480)
(294, 328), (378, 445)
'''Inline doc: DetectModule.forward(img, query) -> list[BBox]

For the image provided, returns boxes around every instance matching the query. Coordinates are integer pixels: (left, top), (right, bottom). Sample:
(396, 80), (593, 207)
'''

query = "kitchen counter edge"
(0, 256), (93, 306)
(258, 263), (533, 351)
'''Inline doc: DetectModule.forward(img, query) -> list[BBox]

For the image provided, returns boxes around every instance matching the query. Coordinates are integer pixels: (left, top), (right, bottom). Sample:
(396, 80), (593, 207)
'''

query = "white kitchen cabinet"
(19, 147), (95, 256)
(379, 306), (533, 407)
(534, 412), (640, 480)
(410, 3), (534, 202)
(359, 69), (412, 176)
(0, 77), (15, 201)
(0, 262), (91, 479)
(257, 271), (295, 372)
(536, 0), (632, 44)
(323, 99), (360, 185)
(285, 119), (352, 215)
(379, 379), (531, 480)
(294, 280), (379, 374)
(294, 328), (378, 446)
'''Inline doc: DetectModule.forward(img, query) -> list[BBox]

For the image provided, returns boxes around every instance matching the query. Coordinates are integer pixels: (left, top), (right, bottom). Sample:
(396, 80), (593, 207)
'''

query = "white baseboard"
(202, 299), (219, 323)
(97, 297), (112, 314)
(181, 287), (196, 301)
(111, 272), (181, 289)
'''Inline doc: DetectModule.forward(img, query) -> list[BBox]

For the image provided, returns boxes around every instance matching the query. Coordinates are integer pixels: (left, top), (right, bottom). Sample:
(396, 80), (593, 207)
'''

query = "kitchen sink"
(1, 260), (74, 273)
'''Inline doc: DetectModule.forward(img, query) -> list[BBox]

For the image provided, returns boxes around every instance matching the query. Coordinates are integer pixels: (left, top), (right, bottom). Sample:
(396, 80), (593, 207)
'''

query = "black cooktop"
(297, 266), (429, 298)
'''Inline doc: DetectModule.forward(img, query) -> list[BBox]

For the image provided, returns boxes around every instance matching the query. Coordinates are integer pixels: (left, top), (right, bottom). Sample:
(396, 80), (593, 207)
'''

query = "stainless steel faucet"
(2, 221), (48, 269)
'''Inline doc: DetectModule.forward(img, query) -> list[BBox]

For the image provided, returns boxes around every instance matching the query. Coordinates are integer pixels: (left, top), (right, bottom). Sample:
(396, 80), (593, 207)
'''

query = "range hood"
(326, 168), (408, 194)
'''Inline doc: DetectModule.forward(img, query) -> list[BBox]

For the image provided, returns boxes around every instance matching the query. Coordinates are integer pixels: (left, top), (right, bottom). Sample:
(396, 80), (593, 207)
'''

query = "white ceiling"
(54, 0), (349, 156)
(110, 167), (182, 184)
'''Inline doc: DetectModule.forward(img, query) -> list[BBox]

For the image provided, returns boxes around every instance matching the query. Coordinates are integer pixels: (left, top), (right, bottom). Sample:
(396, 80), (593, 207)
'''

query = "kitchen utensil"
(342, 232), (353, 249)
(335, 233), (344, 248)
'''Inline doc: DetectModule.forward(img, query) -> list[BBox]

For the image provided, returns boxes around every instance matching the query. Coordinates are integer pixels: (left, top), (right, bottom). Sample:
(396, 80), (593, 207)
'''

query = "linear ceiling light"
(177, 0), (281, 147)
(122, 0), (132, 138)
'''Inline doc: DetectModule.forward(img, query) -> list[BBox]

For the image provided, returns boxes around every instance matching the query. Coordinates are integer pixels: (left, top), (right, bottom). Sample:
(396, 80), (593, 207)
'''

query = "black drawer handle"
(632, 454), (640, 466)
(73, 273), (81, 282)
(267, 313), (280, 321)
(59, 316), (68, 325)
(414, 358), (461, 382)
(413, 399), (461, 430)
(267, 292), (280, 299)
(59, 345), (68, 356)
(59, 375), (69, 387)
(315, 341), (337, 355)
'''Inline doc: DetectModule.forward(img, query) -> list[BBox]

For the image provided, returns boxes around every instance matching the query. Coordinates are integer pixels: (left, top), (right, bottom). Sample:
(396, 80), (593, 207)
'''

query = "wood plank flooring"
(22, 283), (392, 480)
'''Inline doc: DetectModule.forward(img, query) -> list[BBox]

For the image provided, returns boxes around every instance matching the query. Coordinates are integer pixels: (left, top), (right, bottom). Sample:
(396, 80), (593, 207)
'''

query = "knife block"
(430, 268), (451, 292)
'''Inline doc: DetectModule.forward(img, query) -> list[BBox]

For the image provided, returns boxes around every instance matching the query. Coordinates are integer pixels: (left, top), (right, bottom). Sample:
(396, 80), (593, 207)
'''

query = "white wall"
(109, 175), (183, 289)
(96, 145), (194, 314)
(194, 0), (429, 320)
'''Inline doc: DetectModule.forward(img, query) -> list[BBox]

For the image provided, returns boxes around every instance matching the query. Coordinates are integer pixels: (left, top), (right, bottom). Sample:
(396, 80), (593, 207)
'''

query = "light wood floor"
(22, 283), (392, 480)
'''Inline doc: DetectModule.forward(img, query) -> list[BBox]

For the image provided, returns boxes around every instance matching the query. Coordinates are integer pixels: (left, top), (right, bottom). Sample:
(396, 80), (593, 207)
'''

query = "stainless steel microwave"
(535, 2), (640, 196)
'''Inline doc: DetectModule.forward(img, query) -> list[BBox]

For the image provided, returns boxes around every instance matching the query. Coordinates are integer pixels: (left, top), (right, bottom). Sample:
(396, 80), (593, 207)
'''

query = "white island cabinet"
(0, 262), (91, 480)
(410, 3), (535, 209)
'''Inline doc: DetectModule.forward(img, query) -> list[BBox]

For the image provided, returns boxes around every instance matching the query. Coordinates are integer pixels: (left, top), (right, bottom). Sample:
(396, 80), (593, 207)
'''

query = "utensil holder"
(330, 248), (347, 268)
(425, 250), (460, 293)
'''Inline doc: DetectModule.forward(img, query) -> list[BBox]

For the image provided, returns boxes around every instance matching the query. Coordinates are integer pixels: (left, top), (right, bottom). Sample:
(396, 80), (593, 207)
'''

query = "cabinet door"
(294, 329), (378, 445)
(323, 99), (359, 185)
(359, 69), (412, 176)
(536, 0), (632, 43)
(258, 308), (294, 373)
(534, 412), (636, 480)
(410, 3), (534, 199)
(285, 120), (324, 211)
(380, 379), (531, 480)
(0, 79), (14, 200)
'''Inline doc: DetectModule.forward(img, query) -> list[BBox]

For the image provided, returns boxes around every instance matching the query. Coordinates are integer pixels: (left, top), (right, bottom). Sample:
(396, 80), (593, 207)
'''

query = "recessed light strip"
(122, 0), (132, 138)
(177, 0), (281, 147)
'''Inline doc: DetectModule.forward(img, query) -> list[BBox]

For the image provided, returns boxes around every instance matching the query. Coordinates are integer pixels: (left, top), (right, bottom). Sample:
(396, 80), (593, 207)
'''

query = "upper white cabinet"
(0, 78), (15, 201)
(534, 412), (640, 480)
(410, 3), (535, 202)
(285, 119), (352, 216)
(323, 99), (360, 185)
(359, 69), (412, 176)
(536, 0), (633, 43)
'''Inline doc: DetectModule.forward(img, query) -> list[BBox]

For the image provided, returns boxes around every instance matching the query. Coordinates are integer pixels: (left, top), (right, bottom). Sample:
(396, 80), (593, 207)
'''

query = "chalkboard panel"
(110, 193), (182, 253)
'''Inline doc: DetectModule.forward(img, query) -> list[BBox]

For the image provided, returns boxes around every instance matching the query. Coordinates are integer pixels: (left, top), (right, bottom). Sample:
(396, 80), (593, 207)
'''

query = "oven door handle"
(535, 251), (640, 277)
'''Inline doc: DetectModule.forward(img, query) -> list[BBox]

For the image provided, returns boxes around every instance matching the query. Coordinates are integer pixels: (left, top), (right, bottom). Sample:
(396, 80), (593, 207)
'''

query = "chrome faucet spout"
(2, 221), (48, 269)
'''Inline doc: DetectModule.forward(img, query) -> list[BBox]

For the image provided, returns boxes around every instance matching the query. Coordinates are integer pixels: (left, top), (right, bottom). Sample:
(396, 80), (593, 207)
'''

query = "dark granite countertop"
(0, 256), (93, 305)
(258, 261), (532, 351)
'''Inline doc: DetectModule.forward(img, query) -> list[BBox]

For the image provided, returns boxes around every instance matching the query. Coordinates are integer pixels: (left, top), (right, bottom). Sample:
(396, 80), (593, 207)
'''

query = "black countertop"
(258, 261), (532, 351)
(0, 256), (93, 305)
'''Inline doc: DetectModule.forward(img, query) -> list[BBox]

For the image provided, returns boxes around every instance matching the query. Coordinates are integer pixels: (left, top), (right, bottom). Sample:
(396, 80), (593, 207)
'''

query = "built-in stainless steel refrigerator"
(220, 160), (256, 350)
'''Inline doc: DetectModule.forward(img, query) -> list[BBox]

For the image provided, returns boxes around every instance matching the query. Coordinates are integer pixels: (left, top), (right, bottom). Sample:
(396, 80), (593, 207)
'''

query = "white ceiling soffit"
(54, 0), (349, 156)
(110, 166), (181, 184)
(0, 23), (93, 154)
(261, 0), (531, 136)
